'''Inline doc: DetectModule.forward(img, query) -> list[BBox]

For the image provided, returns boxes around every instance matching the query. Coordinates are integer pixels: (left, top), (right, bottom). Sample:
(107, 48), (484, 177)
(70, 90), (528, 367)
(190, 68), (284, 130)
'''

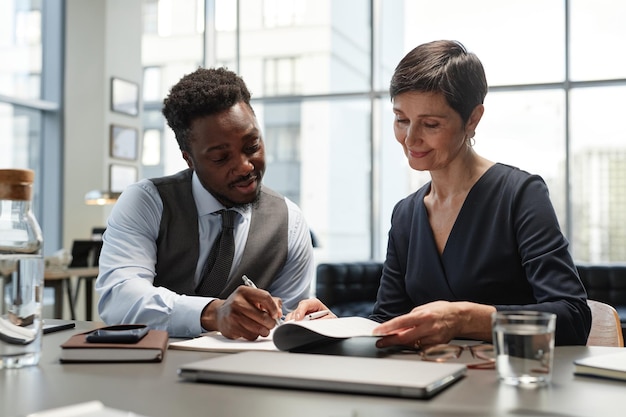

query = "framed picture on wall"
(110, 124), (138, 160)
(111, 77), (139, 116)
(109, 164), (138, 192)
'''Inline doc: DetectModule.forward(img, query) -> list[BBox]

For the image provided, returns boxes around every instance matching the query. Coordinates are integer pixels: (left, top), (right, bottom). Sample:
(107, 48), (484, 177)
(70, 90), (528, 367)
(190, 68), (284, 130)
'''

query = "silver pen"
(241, 275), (282, 327)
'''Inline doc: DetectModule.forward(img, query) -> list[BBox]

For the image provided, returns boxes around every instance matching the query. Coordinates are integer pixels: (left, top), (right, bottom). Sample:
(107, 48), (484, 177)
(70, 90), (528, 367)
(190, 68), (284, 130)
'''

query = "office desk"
(1, 321), (625, 417)
(44, 267), (99, 320)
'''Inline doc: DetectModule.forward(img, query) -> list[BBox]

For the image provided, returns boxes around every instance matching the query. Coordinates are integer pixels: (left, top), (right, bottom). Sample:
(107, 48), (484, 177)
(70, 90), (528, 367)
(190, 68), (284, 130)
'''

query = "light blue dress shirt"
(96, 172), (314, 337)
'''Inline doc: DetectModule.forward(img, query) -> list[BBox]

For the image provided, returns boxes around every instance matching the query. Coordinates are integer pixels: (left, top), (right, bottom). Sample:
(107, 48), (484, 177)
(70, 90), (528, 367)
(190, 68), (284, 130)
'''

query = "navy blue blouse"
(371, 163), (591, 346)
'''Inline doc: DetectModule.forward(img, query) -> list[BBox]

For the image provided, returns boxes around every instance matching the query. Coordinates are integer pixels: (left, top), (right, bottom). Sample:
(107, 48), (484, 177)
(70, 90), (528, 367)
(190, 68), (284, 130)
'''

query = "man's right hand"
(200, 286), (283, 340)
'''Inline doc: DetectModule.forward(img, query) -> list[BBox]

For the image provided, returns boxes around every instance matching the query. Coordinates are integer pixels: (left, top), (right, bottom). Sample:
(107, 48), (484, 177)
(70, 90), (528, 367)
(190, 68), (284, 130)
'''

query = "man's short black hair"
(162, 67), (252, 152)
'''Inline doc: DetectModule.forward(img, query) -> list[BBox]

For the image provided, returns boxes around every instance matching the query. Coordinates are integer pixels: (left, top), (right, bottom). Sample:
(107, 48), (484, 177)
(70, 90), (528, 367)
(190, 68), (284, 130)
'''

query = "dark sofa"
(315, 261), (626, 332)
(315, 262), (382, 318)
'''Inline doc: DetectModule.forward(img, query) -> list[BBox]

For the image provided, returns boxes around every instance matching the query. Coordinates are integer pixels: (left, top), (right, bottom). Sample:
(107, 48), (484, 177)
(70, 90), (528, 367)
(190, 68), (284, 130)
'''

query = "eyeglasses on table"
(419, 344), (496, 369)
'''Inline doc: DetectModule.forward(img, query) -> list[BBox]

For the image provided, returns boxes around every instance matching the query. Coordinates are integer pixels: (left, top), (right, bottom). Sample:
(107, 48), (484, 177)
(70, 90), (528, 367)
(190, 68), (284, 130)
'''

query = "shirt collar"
(191, 171), (250, 219)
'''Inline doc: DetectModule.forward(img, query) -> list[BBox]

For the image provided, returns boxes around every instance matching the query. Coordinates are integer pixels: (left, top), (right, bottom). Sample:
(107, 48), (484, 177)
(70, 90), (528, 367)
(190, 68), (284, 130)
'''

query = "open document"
(168, 316), (383, 353)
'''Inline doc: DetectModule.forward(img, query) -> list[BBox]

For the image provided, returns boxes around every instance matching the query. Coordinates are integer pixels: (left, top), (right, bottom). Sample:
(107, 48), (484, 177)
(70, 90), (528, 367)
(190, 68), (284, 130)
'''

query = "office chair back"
(69, 240), (103, 267)
(586, 299), (625, 347)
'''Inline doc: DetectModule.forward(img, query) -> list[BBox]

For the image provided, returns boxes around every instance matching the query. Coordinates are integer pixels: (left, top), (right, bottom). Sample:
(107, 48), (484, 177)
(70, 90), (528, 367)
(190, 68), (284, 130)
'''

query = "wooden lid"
(0, 169), (34, 200)
(0, 169), (35, 184)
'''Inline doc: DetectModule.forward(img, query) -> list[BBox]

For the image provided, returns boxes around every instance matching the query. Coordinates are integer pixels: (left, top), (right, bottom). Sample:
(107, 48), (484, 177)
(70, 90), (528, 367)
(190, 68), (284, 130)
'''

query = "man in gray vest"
(96, 68), (314, 340)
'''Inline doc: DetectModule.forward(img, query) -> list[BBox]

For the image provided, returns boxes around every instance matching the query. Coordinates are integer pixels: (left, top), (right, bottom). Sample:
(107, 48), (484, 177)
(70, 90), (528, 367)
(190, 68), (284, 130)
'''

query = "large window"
(568, 1), (626, 262)
(570, 86), (626, 262)
(477, 90), (567, 224)
(0, 0), (44, 173)
(0, 0), (42, 99)
(141, 0), (626, 263)
(569, 0), (626, 81)
(0, 0), (63, 254)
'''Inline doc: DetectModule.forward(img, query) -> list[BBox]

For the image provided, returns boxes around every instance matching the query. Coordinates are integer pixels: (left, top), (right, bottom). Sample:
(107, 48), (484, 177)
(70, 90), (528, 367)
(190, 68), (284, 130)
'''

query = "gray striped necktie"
(196, 210), (237, 297)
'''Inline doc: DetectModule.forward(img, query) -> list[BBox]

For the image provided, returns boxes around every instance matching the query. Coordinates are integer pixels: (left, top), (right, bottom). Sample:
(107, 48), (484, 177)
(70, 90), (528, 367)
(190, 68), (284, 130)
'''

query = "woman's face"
(392, 91), (480, 172)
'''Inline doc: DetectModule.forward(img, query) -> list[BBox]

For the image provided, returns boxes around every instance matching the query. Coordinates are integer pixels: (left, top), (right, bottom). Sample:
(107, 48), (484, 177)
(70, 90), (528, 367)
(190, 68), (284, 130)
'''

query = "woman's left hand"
(373, 300), (494, 349)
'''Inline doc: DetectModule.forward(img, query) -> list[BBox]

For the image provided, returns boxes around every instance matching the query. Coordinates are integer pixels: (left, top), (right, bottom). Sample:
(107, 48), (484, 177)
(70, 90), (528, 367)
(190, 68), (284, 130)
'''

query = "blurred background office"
(2, 0), (626, 318)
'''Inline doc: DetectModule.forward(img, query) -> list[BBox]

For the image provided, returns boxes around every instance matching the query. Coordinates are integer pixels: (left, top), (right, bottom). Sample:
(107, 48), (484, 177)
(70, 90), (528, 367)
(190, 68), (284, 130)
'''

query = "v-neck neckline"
(421, 163), (499, 258)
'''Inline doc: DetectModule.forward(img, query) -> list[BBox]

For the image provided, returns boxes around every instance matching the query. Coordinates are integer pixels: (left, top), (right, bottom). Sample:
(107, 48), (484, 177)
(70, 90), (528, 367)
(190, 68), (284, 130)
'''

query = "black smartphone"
(43, 321), (76, 334)
(86, 324), (149, 344)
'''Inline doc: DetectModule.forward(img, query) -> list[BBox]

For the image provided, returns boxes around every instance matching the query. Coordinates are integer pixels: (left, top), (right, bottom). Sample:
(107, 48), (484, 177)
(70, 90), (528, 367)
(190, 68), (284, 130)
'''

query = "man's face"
(183, 102), (266, 208)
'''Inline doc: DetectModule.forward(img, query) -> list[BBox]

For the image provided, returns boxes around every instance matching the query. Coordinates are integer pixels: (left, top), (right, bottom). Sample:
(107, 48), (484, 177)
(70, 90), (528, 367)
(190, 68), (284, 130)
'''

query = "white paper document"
(26, 400), (148, 417)
(169, 331), (278, 352)
(168, 316), (383, 353)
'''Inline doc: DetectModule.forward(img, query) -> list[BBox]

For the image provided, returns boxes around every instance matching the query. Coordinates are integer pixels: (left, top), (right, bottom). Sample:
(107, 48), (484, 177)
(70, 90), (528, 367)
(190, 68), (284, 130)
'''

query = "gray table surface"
(1, 320), (624, 417)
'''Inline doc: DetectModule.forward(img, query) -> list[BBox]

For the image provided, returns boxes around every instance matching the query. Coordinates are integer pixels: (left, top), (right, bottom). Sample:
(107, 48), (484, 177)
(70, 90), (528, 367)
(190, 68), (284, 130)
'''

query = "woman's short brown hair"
(390, 40), (487, 124)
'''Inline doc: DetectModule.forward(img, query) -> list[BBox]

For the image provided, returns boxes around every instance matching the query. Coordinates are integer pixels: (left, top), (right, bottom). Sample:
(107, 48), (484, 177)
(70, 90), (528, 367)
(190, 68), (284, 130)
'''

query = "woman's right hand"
(285, 298), (336, 321)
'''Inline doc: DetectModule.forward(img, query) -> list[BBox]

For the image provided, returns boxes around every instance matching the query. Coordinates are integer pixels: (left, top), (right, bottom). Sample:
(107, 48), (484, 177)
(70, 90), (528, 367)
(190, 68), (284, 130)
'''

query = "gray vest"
(151, 169), (289, 298)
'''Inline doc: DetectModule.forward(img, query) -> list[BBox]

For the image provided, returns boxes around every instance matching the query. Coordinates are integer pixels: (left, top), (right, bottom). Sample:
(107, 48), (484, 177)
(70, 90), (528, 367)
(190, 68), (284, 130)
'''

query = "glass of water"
(492, 311), (556, 387)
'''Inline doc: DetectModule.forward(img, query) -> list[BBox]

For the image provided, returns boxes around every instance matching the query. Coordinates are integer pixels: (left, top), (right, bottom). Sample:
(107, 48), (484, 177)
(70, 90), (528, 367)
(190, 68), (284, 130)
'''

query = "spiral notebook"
(177, 350), (466, 399)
